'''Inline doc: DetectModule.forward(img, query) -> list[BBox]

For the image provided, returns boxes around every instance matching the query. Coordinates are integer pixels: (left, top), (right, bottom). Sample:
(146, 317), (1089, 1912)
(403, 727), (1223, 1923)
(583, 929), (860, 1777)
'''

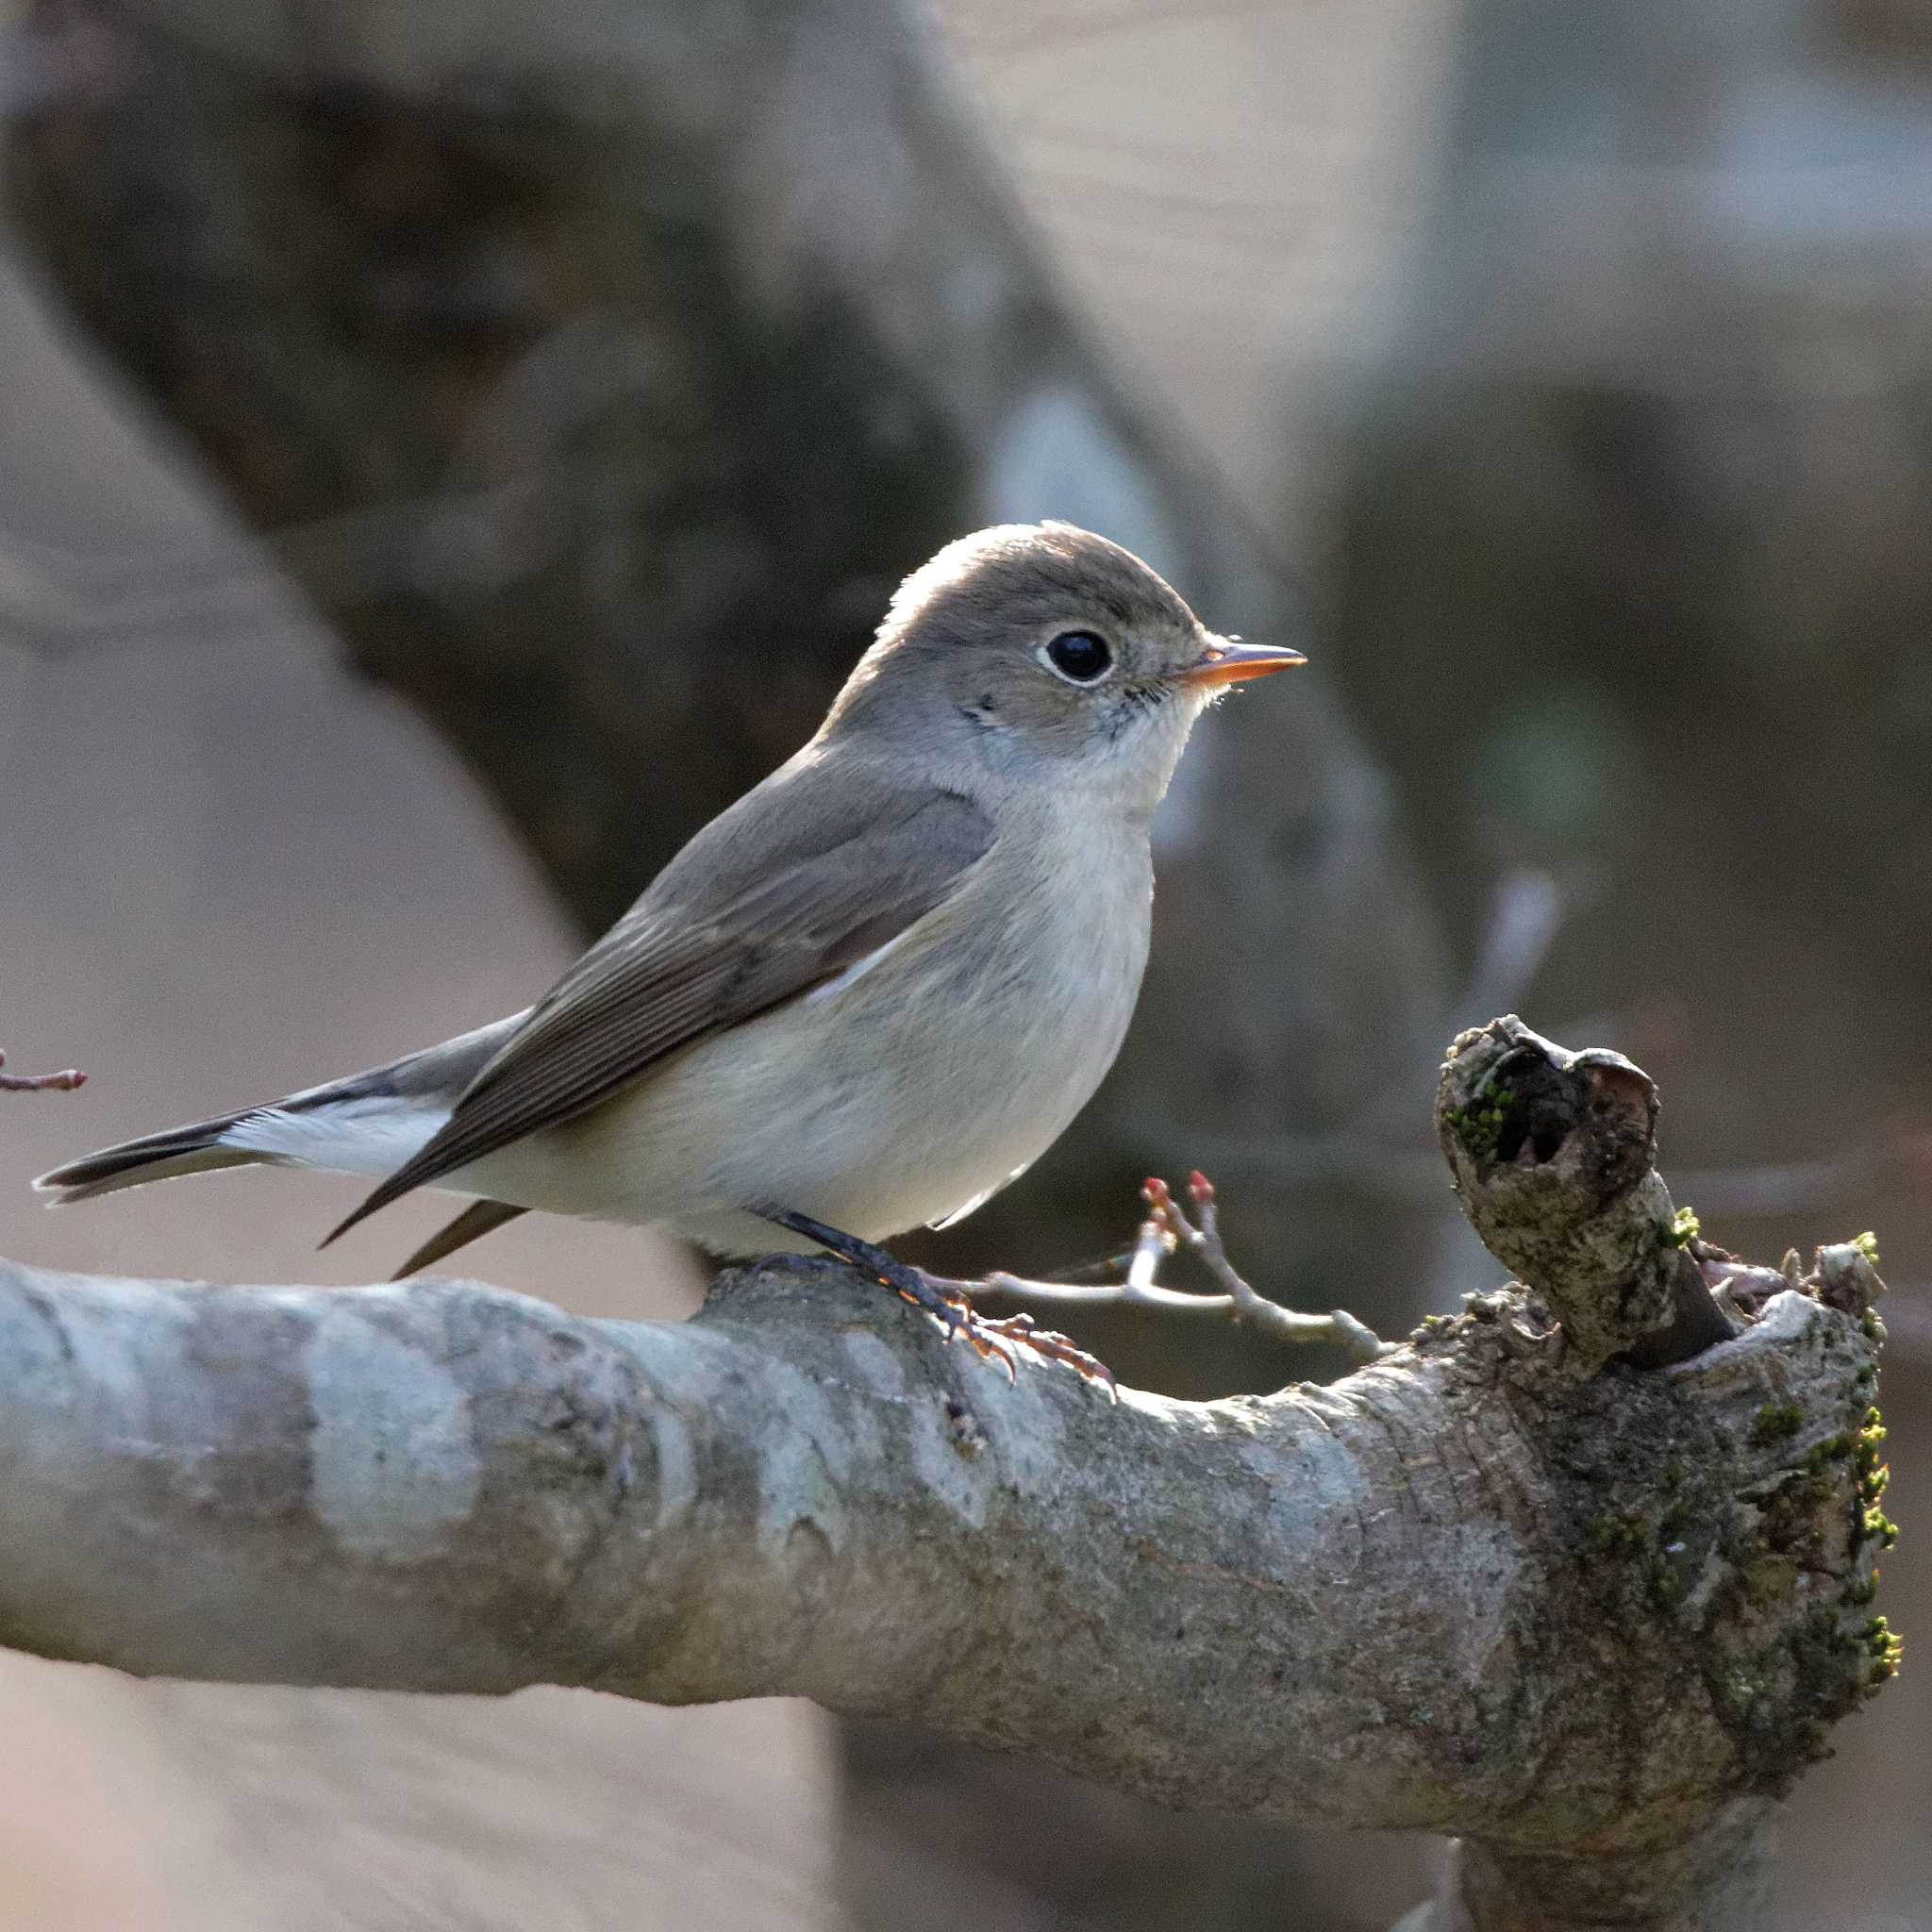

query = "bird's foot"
(944, 1304), (1119, 1393)
(762, 1208), (1116, 1394)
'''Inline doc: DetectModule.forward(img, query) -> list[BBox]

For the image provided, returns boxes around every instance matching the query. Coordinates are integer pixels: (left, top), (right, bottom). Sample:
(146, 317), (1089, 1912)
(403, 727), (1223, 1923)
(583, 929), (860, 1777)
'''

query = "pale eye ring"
(1041, 630), (1114, 684)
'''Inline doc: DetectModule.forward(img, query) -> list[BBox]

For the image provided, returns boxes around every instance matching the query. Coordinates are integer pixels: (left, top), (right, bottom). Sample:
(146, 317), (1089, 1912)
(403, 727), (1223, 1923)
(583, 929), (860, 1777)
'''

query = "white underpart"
(222, 1095), (450, 1180)
(450, 784), (1158, 1256)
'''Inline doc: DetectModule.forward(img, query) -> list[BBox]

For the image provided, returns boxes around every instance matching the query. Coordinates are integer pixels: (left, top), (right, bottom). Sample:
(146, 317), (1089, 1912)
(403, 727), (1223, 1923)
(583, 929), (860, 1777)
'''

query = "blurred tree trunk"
(1324, 0), (1932, 1205)
(6, 0), (1451, 1925)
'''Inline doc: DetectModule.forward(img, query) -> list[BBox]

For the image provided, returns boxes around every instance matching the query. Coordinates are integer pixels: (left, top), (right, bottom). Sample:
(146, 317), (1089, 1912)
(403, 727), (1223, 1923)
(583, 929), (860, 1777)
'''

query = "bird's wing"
(390, 1199), (530, 1278)
(324, 774), (993, 1244)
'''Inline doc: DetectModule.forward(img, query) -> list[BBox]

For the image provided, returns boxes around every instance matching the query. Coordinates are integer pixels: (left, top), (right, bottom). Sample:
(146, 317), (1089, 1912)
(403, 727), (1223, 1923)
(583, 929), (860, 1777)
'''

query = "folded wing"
(324, 774), (993, 1246)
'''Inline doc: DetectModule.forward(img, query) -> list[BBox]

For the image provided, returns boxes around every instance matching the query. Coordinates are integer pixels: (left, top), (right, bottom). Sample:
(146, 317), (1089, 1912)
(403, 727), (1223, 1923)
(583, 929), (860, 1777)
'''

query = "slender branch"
(1458, 864), (1571, 1022)
(0, 1048), (86, 1092)
(975, 1172), (1394, 1365)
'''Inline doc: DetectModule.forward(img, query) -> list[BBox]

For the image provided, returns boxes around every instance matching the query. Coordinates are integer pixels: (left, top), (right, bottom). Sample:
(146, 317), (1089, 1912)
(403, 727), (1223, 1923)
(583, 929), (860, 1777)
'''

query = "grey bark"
(0, 1022), (1896, 1930)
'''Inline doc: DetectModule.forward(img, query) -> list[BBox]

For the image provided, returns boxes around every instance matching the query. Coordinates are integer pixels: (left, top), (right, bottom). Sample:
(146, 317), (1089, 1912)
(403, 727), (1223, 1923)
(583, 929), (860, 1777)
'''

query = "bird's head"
(824, 522), (1303, 817)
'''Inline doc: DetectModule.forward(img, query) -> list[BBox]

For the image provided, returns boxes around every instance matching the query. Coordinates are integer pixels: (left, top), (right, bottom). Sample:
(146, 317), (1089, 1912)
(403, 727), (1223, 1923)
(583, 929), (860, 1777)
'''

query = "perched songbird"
(38, 524), (1301, 1367)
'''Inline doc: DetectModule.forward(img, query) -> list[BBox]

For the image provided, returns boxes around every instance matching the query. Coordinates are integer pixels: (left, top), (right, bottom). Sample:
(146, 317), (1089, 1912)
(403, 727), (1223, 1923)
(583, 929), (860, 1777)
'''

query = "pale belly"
(458, 834), (1153, 1256)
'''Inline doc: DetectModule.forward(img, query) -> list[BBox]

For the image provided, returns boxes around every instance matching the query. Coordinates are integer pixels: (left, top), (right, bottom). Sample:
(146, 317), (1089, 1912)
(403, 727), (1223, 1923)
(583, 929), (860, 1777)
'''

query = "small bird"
(38, 524), (1300, 1369)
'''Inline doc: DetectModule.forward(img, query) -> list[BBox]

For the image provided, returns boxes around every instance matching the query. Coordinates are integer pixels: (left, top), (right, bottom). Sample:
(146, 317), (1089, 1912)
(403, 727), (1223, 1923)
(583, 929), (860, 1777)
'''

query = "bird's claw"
(762, 1208), (1116, 1392)
(913, 1281), (1022, 1381)
(954, 1302), (1117, 1391)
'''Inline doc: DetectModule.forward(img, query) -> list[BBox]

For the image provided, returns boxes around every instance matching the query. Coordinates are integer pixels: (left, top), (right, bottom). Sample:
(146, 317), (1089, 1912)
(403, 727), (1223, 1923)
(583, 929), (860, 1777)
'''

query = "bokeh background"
(0, 0), (1925, 1926)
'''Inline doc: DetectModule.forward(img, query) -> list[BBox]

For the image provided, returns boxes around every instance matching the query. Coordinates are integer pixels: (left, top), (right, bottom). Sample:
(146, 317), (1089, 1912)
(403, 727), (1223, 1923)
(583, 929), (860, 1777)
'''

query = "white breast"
(475, 803), (1157, 1257)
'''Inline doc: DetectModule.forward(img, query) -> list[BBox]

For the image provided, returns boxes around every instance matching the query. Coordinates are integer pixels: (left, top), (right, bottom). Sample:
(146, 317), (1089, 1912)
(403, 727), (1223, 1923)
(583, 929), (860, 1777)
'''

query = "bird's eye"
(1042, 631), (1113, 683)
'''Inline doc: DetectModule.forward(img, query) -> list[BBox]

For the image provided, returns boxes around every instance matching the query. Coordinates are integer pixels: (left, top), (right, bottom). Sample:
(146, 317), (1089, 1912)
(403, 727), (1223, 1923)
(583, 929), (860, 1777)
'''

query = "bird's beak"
(1177, 636), (1307, 690)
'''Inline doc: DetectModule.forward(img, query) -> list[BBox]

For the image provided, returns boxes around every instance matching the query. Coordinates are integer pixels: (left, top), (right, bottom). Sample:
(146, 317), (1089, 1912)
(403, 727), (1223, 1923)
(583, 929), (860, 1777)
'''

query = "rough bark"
(2, 0), (1450, 1351)
(0, 1023), (1896, 1930)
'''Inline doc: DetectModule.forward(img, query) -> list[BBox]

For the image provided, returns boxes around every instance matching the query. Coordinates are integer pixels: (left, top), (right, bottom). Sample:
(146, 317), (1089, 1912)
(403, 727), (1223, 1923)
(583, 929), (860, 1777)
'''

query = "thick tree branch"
(0, 1024), (1895, 1931)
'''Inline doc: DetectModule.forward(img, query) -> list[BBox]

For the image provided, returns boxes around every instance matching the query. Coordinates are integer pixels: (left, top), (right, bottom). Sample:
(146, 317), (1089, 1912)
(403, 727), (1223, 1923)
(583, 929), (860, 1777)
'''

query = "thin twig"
(1460, 865), (1570, 1023)
(0, 1048), (86, 1093)
(975, 1173), (1394, 1367)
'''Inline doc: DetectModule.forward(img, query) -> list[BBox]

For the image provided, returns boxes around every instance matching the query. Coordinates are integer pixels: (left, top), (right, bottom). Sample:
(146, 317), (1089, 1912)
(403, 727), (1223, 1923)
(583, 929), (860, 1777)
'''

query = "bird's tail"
(32, 1013), (525, 1209)
(33, 1113), (260, 1203)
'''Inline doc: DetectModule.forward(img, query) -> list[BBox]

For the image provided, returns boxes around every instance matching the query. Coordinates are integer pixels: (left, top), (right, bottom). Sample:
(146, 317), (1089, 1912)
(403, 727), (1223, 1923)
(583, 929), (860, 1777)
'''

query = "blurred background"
(0, 0), (1925, 1926)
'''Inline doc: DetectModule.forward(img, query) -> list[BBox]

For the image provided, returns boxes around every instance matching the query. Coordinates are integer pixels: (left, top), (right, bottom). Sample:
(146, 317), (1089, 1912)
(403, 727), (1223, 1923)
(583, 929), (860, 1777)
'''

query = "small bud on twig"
(0, 1049), (88, 1093)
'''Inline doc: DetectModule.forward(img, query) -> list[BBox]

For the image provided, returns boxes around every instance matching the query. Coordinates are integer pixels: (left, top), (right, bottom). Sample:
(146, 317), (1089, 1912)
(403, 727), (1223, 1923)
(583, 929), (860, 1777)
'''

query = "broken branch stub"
(1437, 1014), (1735, 1371)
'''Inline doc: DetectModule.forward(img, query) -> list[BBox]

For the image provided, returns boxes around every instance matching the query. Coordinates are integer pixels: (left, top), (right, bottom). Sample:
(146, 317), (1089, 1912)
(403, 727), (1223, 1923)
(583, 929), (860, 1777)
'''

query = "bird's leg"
(760, 1208), (1115, 1393)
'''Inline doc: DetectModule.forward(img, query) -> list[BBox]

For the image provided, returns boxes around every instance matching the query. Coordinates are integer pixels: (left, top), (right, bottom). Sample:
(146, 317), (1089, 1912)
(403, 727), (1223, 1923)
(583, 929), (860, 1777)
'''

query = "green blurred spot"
(1465, 682), (1638, 858)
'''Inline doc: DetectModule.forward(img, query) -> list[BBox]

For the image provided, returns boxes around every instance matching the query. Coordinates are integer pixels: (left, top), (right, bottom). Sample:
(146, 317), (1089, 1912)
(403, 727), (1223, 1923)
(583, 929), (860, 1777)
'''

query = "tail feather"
(35, 1114), (264, 1204)
(32, 1013), (524, 1217)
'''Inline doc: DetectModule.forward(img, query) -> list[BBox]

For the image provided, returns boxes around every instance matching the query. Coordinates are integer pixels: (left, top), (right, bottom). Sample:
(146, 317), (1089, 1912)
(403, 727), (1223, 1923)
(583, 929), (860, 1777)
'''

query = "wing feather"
(323, 775), (992, 1244)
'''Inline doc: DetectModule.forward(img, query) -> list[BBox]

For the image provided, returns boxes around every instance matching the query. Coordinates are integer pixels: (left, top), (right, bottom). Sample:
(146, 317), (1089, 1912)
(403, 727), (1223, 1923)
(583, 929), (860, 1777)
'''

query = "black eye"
(1044, 631), (1113, 683)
